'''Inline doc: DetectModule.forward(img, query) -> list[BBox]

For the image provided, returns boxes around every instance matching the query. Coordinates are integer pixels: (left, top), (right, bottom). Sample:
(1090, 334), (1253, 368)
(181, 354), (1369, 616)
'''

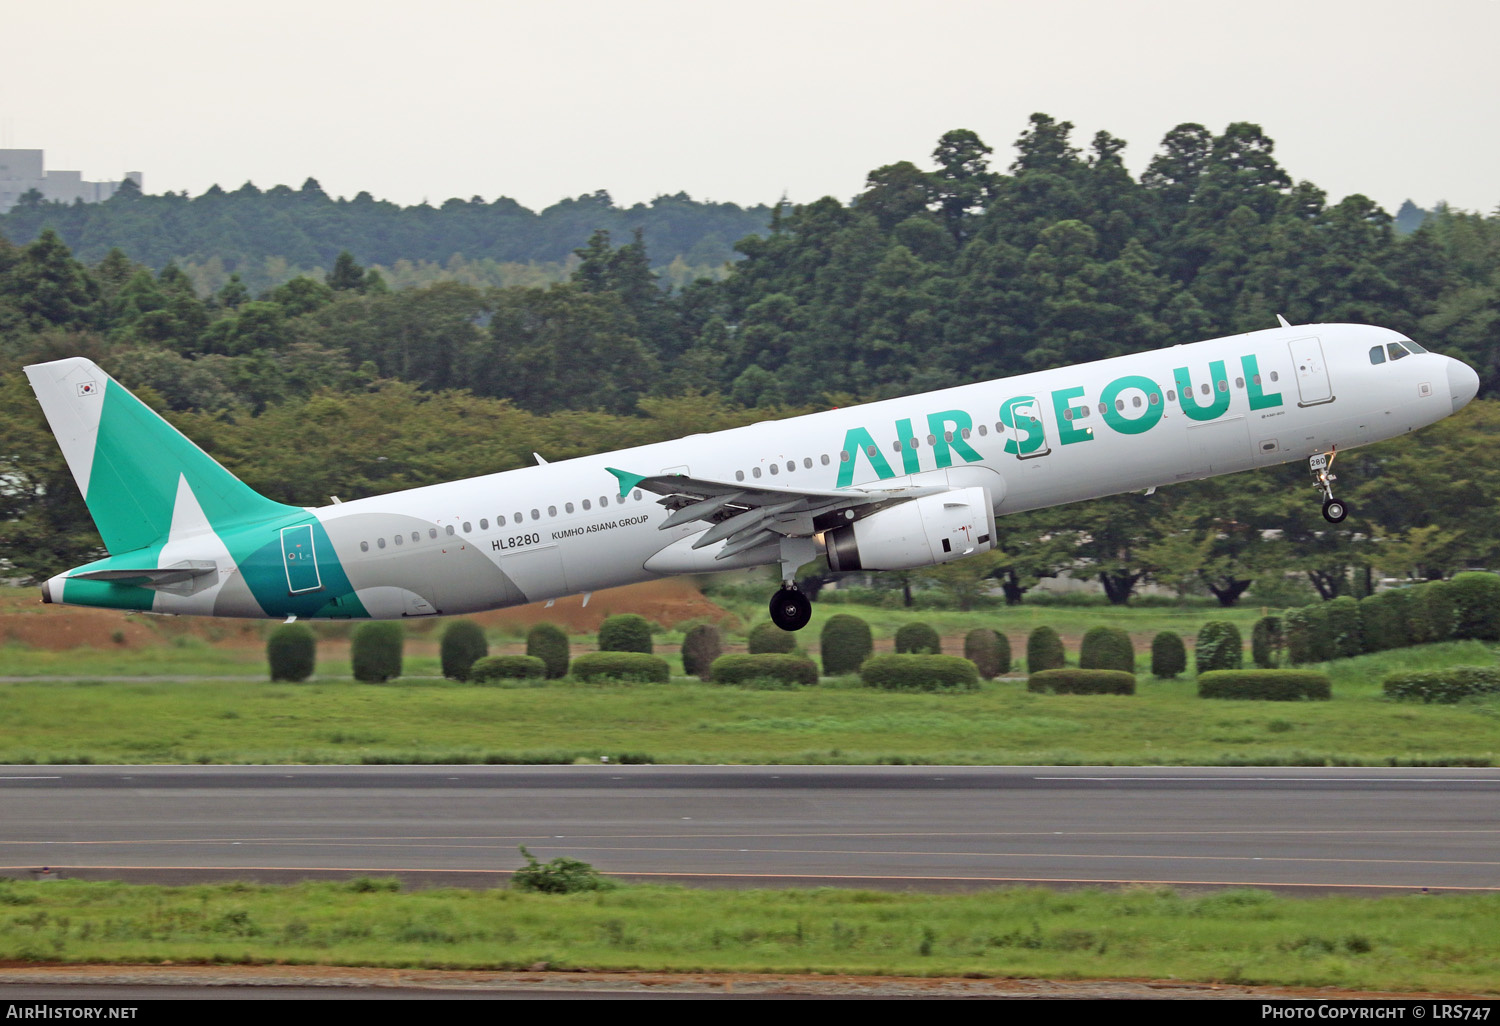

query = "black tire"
(1322, 498), (1348, 524)
(768, 588), (812, 632)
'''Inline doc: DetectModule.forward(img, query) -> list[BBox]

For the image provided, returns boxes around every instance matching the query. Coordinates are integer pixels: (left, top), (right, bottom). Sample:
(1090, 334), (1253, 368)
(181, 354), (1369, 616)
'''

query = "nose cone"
(1448, 358), (1480, 413)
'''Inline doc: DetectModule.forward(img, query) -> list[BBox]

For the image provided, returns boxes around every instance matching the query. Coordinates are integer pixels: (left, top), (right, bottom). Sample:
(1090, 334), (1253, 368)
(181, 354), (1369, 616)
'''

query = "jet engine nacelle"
(824, 487), (997, 572)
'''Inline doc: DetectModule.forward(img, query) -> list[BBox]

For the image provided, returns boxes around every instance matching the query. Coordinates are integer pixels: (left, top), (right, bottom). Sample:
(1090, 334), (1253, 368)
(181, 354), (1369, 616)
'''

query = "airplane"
(23, 320), (1480, 632)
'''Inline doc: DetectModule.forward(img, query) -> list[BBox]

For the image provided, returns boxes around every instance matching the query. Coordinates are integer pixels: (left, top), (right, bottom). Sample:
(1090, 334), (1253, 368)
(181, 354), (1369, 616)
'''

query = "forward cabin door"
(1288, 336), (1335, 407)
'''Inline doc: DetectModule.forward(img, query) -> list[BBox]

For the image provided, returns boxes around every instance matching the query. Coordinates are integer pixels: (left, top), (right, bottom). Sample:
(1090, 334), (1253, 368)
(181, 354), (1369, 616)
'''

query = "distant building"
(0, 149), (143, 214)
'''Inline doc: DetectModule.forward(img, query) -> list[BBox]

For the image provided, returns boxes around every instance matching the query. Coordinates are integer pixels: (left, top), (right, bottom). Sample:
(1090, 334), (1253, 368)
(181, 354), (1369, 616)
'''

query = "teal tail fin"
(24, 357), (298, 555)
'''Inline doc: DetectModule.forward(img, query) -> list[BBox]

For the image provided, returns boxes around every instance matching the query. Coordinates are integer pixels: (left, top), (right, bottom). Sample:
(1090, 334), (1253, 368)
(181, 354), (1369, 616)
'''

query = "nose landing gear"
(1310, 449), (1348, 524)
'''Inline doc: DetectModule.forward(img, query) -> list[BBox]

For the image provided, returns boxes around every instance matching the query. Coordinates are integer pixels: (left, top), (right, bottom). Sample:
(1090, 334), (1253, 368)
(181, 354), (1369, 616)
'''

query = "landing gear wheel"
(768, 588), (812, 632)
(1322, 498), (1348, 524)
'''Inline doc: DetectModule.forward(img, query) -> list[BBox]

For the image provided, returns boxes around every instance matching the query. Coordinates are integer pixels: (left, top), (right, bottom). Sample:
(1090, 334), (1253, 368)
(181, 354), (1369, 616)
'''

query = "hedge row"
(570, 651), (670, 683)
(710, 654), (819, 687)
(1196, 670), (1331, 701)
(861, 654), (979, 691)
(470, 655), (547, 682)
(1285, 573), (1500, 664)
(1382, 666), (1500, 703)
(1026, 669), (1135, 695)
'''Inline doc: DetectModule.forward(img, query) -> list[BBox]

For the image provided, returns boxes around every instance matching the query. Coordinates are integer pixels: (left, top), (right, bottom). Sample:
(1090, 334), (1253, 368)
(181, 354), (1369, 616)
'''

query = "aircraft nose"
(1447, 358), (1480, 413)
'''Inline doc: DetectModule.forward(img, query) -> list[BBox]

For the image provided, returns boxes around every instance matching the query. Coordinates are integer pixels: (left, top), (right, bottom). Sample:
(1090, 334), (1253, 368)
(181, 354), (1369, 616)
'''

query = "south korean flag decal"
(76, 381), (99, 397)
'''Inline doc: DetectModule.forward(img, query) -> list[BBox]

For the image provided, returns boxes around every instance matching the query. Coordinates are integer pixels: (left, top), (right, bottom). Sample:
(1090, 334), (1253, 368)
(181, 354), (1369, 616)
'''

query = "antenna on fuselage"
(1276, 314), (1292, 328)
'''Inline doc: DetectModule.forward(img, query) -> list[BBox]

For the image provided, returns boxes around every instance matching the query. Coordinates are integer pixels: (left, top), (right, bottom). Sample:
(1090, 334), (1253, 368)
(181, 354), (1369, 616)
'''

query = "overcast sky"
(4, 0), (1496, 215)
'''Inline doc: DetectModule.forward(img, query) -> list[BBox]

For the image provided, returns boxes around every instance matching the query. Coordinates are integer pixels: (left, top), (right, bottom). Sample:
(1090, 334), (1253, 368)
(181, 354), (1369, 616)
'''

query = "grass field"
(0, 639), (1496, 766)
(0, 878), (1496, 992)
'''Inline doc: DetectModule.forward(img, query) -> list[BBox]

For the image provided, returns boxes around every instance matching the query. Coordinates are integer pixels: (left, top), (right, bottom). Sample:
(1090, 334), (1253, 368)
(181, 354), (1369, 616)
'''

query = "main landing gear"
(769, 585), (812, 632)
(1310, 449), (1349, 524)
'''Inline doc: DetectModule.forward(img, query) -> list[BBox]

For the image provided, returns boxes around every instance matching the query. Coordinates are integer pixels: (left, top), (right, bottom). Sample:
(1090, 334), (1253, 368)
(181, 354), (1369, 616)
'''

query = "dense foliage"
(1197, 670), (1332, 701)
(350, 622), (403, 682)
(597, 614), (654, 654)
(1026, 669), (1136, 695)
(1150, 631), (1186, 679)
(709, 654), (820, 687)
(1194, 621), (1243, 673)
(1079, 626), (1135, 672)
(820, 614), (874, 676)
(526, 623), (572, 679)
(569, 652), (670, 683)
(266, 623), (316, 682)
(680, 623), (724, 680)
(469, 655), (547, 682)
(747, 621), (797, 654)
(1026, 626), (1066, 672)
(1383, 666), (1500, 703)
(964, 628), (1010, 679)
(439, 619), (488, 681)
(894, 622), (942, 654)
(860, 654), (980, 691)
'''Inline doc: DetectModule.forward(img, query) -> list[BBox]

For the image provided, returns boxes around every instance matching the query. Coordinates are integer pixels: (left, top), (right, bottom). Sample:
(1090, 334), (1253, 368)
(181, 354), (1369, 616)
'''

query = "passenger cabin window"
(786, 461), (795, 472)
(770, 463), (780, 475)
(753, 467), (762, 478)
(582, 499), (591, 511)
(446, 525), (456, 535)
(599, 496), (609, 507)
(565, 502), (574, 514)
(803, 457), (813, 468)
(394, 534), (403, 545)
(530, 510), (539, 521)
(547, 506), (556, 517)
(377, 538), (386, 549)
(463, 522), (471, 532)
(429, 528), (438, 538)
(1369, 346), (1386, 365)
(1388, 343), (1411, 361)
(360, 541), (369, 552)
(735, 470), (745, 481)
(479, 519), (488, 530)
(821, 454), (831, 464)
(633, 490), (643, 501)
(412, 532), (420, 542)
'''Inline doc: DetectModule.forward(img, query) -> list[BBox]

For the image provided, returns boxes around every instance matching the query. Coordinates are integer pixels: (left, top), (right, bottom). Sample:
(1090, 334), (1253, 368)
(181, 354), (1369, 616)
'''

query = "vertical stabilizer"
(24, 357), (298, 555)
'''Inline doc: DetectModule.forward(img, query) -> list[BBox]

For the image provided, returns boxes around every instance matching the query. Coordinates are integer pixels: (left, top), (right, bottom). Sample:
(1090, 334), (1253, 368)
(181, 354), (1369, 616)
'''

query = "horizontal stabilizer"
(69, 561), (218, 588)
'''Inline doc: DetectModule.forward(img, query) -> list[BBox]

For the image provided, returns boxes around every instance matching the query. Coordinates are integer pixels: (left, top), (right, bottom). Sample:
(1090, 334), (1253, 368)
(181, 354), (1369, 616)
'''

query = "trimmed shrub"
(1027, 669), (1135, 695)
(1448, 572), (1500, 641)
(1079, 626), (1135, 673)
(470, 655), (547, 682)
(267, 623), (316, 682)
(1413, 580), (1458, 645)
(860, 654), (980, 692)
(1250, 616), (1283, 669)
(1197, 670), (1331, 701)
(1284, 604), (1330, 664)
(748, 621), (797, 654)
(1151, 631), (1186, 679)
(1194, 621), (1243, 674)
(1357, 590), (1409, 654)
(351, 621), (403, 682)
(710, 653), (819, 687)
(894, 622), (942, 655)
(571, 652), (670, 683)
(821, 614), (873, 676)
(964, 629), (1009, 679)
(681, 624), (724, 681)
(1383, 666), (1500, 703)
(440, 619), (488, 681)
(598, 614), (653, 654)
(526, 623), (571, 679)
(1026, 626), (1066, 672)
(1324, 596), (1362, 660)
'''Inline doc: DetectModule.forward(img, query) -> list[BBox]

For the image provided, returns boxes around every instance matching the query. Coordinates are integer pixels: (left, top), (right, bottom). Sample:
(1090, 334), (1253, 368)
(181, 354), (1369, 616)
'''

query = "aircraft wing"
(606, 467), (943, 562)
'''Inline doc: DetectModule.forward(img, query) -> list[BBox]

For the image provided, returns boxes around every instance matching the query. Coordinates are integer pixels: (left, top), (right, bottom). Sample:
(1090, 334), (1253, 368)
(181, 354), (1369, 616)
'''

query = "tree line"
(1, 113), (1497, 600)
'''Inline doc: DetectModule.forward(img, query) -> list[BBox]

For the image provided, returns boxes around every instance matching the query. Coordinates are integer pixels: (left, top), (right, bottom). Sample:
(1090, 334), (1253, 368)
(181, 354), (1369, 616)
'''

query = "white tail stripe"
(23, 358), (109, 500)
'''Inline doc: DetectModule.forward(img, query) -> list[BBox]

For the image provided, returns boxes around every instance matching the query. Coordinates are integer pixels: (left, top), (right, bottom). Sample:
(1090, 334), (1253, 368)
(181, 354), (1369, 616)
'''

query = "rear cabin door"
(279, 524), (323, 594)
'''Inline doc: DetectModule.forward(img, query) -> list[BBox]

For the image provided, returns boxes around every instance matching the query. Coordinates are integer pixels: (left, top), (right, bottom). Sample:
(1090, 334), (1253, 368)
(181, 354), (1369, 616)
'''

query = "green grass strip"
(0, 879), (1496, 993)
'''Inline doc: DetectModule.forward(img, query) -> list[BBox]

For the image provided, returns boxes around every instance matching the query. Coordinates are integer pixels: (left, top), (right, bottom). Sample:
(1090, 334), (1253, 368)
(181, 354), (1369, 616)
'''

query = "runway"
(2, 765), (1497, 892)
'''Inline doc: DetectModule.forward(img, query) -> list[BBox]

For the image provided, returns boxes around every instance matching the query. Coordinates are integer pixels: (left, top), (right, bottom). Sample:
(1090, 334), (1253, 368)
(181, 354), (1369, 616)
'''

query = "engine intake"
(824, 487), (997, 572)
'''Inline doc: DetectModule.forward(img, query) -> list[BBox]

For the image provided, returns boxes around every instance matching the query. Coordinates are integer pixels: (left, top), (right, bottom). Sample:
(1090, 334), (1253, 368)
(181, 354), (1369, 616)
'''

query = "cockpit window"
(1403, 339), (1428, 353)
(1369, 346), (1386, 365)
(1387, 343), (1411, 361)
